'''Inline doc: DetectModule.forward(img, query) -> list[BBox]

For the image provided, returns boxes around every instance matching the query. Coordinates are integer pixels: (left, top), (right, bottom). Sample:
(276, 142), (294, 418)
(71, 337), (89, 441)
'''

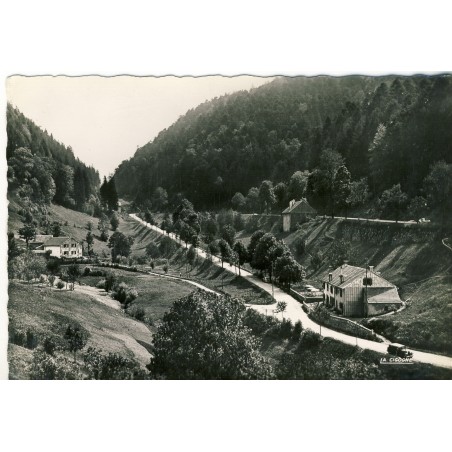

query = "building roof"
(282, 198), (316, 215)
(367, 287), (401, 304)
(43, 237), (75, 246)
(322, 264), (395, 289)
(31, 234), (54, 244)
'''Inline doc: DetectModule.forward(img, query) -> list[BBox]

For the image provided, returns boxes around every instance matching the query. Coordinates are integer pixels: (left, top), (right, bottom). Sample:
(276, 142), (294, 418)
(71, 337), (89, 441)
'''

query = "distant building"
(322, 264), (402, 317)
(282, 198), (316, 232)
(33, 236), (83, 259)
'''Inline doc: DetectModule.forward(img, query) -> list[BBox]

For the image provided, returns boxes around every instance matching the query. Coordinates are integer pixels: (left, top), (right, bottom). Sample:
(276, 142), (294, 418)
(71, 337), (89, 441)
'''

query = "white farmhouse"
(42, 237), (83, 258)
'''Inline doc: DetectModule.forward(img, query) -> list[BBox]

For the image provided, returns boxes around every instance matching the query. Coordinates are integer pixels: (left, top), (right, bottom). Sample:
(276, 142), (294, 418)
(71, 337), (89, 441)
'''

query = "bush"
(242, 309), (278, 335)
(29, 350), (83, 380)
(298, 329), (323, 349)
(245, 215), (260, 233)
(127, 305), (146, 321)
(42, 335), (57, 355)
(111, 282), (138, 307)
(26, 329), (38, 349)
(292, 320), (303, 342)
(83, 267), (91, 276)
(83, 347), (144, 380)
(104, 272), (117, 292)
(56, 281), (65, 290)
(48, 275), (56, 287)
(96, 279), (106, 289)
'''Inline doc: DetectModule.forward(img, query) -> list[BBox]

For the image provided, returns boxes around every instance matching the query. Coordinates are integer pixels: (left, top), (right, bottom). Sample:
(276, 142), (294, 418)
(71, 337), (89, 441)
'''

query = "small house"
(282, 198), (316, 232)
(39, 236), (83, 259)
(322, 264), (402, 317)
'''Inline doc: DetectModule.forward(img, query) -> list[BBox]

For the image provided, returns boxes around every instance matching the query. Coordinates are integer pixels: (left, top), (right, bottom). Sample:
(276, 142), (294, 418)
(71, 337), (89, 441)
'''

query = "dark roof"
(31, 234), (54, 244)
(43, 237), (75, 246)
(322, 264), (394, 289)
(282, 198), (316, 214)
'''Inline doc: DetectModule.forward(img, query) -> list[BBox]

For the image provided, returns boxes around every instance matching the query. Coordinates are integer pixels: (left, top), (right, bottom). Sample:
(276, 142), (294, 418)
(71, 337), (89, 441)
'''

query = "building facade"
(282, 198), (317, 232)
(322, 264), (402, 317)
(41, 237), (83, 259)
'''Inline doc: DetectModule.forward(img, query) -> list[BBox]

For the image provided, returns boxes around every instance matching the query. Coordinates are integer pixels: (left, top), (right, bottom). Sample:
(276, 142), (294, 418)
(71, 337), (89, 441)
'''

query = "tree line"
(114, 75), (452, 224)
(7, 104), (100, 214)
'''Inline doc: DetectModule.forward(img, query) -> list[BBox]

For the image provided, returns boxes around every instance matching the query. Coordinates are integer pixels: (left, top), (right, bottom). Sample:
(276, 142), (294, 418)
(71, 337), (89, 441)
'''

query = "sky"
(6, 76), (272, 178)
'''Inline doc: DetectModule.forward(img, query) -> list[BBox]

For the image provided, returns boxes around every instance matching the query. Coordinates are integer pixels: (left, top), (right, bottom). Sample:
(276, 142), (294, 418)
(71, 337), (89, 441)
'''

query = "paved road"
(130, 214), (452, 370)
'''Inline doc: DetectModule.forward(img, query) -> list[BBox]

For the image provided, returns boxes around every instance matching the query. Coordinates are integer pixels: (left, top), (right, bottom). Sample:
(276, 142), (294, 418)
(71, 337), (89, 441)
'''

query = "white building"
(41, 237), (83, 258)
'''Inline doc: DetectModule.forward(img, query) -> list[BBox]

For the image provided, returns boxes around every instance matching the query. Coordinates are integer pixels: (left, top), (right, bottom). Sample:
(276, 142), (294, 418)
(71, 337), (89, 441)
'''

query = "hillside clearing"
(8, 281), (153, 378)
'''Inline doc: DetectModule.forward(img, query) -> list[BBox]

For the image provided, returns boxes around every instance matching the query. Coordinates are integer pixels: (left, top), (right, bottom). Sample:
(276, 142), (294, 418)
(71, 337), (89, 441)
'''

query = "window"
(71, 243), (76, 248)
(363, 277), (373, 286)
(64, 251), (69, 255)
(63, 244), (69, 248)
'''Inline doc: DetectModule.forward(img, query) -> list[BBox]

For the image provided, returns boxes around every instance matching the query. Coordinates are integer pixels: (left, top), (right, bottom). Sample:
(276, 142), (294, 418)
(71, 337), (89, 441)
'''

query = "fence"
(291, 289), (382, 342)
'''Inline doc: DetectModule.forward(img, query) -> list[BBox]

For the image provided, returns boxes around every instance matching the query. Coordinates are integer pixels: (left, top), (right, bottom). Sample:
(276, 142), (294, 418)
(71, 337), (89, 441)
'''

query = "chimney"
(290, 199), (295, 208)
(369, 266), (374, 272)
(328, 273), (332, 282)
(340, 274), (344, 284)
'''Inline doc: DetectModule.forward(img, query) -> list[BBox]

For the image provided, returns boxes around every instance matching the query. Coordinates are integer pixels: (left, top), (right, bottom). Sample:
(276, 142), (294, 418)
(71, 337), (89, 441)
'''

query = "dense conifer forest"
(114, 75), (452, 222)
(6, 103), (100, 213)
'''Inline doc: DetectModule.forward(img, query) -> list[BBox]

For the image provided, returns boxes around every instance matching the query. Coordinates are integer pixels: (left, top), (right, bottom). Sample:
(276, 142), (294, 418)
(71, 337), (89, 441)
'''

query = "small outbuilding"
(282, 198), (317, 232)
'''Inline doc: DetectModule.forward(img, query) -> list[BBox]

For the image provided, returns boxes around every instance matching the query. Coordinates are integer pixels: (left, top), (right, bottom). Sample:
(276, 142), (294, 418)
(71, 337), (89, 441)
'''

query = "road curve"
(130, 214), (452, 370)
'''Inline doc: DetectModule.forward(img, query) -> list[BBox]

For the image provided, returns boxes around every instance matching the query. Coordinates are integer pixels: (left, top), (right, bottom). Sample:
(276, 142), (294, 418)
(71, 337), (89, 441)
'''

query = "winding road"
(130, 214), (452, 370)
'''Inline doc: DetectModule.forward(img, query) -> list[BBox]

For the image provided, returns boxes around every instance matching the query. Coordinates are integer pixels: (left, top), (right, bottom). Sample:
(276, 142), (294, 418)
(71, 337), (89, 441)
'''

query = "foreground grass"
(8, 281), (152, 378)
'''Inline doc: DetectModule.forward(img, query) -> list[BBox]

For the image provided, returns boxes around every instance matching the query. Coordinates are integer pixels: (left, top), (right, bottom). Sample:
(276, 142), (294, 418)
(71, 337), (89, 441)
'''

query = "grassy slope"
(116, 215), (273, 304)
(81, 268), (194, 330)
(8, 195), (110, 256)
(8, 281), (153, 378)
(234, 214), (452, 353)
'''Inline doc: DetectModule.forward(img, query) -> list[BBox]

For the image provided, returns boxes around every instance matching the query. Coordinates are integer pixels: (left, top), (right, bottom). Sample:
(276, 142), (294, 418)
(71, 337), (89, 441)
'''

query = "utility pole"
(271, 261), (274, 300)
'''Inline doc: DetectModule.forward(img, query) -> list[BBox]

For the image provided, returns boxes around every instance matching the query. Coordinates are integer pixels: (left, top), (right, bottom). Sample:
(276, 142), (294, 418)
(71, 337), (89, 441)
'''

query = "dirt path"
(75, 283), (121, 310)
(130, 213), (452, 370)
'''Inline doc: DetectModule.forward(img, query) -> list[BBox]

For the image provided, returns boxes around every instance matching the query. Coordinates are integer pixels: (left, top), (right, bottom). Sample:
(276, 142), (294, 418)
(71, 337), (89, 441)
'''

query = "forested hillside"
(114, 75), (452, 222)
(7, 104), (100, 213)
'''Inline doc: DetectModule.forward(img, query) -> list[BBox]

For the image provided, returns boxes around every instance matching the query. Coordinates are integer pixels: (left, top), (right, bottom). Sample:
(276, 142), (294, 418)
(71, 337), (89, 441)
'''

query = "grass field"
(8, 281), (153, 378)
(366, 276), (452, 354)
(80, 268), (194, 329)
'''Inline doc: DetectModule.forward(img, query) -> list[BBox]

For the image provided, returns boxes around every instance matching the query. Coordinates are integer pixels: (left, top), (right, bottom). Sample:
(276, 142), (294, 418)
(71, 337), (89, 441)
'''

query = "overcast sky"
(6, 76), (272, 178)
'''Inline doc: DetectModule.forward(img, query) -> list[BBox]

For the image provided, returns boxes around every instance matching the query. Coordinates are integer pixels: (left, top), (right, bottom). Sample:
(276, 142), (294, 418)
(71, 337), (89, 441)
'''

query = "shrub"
(111, 283), (138, 307)
(292, 320), (303, 342)
(83, 267), (91, 276)
(48, 275), (56, 287)
(56, 281), (65, 290)
(42, 335), (57, 355)
(104, 272), (117, 292)
(242, 309), (277, 335)
(298, 329), (323, 349)
(29, 351), (83, 380)
(245, 215), (260, 233)
(96, 279), (106, 289)
(26, 329), (38, 349)
(127, 305), (145, 321)
(163, 264), (168, 274)
(279, 318), (294, 339)
(294, 237), (306, 256)
(83, 347), (143, 380)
